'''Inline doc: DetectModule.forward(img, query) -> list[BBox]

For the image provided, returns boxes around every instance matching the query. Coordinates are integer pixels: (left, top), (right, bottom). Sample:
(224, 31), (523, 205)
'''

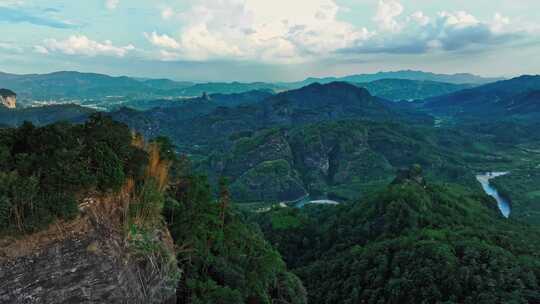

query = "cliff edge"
(0, 196), (178, 304)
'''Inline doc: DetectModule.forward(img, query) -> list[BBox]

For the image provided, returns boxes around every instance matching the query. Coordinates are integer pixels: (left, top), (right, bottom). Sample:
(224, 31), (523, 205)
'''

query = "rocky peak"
(0, 88), (16, 109)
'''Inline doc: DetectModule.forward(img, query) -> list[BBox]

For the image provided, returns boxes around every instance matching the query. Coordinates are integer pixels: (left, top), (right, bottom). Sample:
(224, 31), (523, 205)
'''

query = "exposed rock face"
(223, 130), (294, 178)
(219, 122), (399, 202)
(0, 200), (178, 304)
(230, 159), (307, 202)
(0, 88), (16, 109)
(221, 130), (307, 202)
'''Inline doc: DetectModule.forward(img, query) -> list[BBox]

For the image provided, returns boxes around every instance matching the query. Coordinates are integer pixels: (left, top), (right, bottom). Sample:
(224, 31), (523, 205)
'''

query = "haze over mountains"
(425, 75), (540, 120)
(287, 70), (503, 87)
(0, 69), (501, 109)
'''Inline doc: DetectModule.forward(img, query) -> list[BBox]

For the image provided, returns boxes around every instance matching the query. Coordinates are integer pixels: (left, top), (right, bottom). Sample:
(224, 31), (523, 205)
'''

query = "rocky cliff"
(0, 88), (16, 109)
(0, 197), (178, 304)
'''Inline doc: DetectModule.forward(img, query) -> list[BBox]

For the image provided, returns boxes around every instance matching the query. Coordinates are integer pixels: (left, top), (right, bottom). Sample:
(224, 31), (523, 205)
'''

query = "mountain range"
(0, 70), (501, 108)
(286, 70), (503, 87)
(424, 75), (540, 121)
(1, 72), (540, 209)
(3, 68), (540, 304)
(109, 82), (466, 203)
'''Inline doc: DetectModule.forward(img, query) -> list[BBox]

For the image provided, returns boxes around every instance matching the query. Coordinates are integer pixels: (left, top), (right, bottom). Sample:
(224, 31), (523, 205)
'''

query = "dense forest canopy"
(0, 118), (306, 304)
(0, 114), (144, 233)
(254, 167), (540, 303)
(1, 73), (540, 303)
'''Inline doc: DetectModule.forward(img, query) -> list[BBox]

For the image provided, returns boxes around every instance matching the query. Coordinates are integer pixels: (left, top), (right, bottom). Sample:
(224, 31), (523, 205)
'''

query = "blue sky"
(1, 0), (539, 82)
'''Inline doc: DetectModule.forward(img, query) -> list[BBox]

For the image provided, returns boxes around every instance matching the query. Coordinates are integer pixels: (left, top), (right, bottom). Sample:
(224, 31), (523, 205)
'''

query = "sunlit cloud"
(38, 35), (134, 57)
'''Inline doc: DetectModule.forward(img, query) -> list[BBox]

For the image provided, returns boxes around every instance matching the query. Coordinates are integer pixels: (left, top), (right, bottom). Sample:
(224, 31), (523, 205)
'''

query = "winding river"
(294, 195), (340, 208)
(476, 172), (511, 218)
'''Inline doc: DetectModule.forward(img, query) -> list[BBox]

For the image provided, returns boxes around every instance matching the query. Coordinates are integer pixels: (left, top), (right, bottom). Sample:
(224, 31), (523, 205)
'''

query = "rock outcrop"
(392, 164), (426, 186)
(231, 159), (307, 203)
(0, 198), (178, 304)
(0, 88), (16, 109)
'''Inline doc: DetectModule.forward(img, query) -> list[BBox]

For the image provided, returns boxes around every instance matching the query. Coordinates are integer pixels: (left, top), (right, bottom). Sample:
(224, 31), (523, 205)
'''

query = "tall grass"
(125, 141), (171, 229)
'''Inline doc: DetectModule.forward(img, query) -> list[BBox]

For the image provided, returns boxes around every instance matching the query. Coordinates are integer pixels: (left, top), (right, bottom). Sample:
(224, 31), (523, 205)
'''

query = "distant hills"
(354, 79), (472, 101)
(424, 75), (540, 120)
(0, 71), (283, 107)
(0, 70), (503, 108)
(287, 70), (503, 87)
(261, 82), (398, 125)
(111, 82), (405, 149)
(2, 72), (539, 207)
(117, 89), (273, 111)
(0, 104), (94, 126)
(0, 71), (145, 101)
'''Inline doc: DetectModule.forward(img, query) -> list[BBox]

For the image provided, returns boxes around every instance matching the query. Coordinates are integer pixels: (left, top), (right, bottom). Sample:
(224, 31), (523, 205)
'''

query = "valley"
(4, 1), (540, 302)
(1, 70), (540, 304)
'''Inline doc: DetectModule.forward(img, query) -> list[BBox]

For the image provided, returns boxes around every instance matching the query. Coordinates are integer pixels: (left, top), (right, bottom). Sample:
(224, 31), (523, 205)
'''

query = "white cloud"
(144, 32), (180, 49)
(147, 0), (372, 63)
(341, 3), (527, 55)
(0, 0), (24, 7)
(40, 35), (134, 57)
(33, 45), (49, 54)
(438, 11), (479, 28)
(146, 0), (536, 62)
(0, 42), (23, 53)
(374, 0), (404, 32)
(492, 13), (511, 33)
(409, 11), (430, 26)
(105, 0), (119, 10)
(161, 7), (174, 20)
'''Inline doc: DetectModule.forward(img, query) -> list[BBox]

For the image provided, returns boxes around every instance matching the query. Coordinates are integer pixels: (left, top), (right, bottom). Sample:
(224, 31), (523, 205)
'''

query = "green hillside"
(255, 167), (540, 303)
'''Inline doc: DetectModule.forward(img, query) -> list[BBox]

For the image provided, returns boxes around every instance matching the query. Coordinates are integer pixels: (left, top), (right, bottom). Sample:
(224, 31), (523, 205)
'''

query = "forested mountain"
(111, 82), (407, 148)
(109, 82), (502, 205)
(288, 70), (502, 87)
(496, 90), (540, 115)
(0, 71), (284, 106)
(0, 71), (147, 100)
(355, 79), (473, 101)
(5, 0), (540, 301)
(2, 69), (540, 304)
(255, 167), (540, 303)
(199, 121), (475, 203)
(0, 104), (95, 126)
(175, 82), (284, 96)
(1, 70), (492, 109)
(140, 78), (195, 90)
(0, 117), (305, 304)
(117, 89), (273, 111)
(424, 75), (540, 120)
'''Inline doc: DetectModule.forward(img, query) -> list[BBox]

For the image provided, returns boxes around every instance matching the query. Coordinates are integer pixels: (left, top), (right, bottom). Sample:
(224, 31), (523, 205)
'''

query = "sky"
(0, 0), (539, 82)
